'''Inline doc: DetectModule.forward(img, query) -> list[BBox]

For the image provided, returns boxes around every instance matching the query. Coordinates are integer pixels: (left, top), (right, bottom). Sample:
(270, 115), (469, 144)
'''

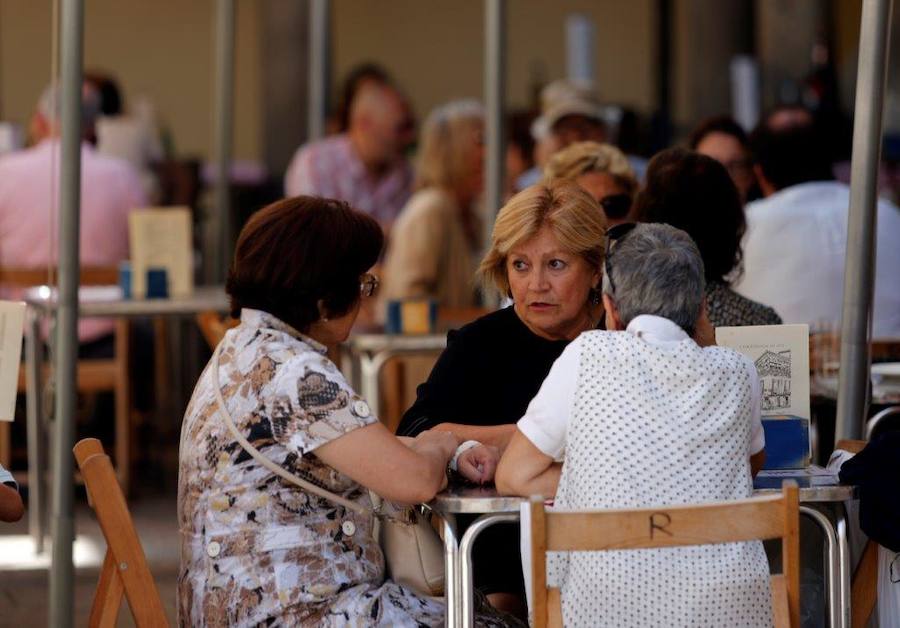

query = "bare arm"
(0, 484), (24, 523)
(314, 423), (458, 505)
(430, 422), (517, 450)
(495, 428), (561, 498)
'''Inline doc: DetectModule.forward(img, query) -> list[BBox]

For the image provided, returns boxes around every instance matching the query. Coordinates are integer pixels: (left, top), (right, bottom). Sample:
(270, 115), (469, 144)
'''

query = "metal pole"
(483, 0), (506, 309)
(48, 0), (83, 624)
(835, 0), (893, 441)
(213, 0), (235, 281)
(307, 0), (329, 141)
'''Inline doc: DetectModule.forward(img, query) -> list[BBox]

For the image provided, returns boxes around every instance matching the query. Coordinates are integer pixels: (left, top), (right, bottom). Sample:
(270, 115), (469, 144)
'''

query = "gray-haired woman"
(497, 223), (773, 626)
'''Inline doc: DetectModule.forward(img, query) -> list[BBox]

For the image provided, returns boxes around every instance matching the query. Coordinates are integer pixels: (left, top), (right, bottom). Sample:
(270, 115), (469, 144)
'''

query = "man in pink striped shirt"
(284, 81), (412, 231)
(0, 83), (146, 345)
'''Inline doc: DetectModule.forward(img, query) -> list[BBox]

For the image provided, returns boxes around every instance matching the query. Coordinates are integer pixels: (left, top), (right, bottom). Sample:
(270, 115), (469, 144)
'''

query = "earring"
(589, 287), (601, 306)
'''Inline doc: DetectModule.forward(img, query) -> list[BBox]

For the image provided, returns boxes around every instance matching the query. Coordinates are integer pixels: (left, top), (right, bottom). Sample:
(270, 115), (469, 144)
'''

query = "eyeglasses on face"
(359, 272), (380, 298)
(603, 222), (637, 296)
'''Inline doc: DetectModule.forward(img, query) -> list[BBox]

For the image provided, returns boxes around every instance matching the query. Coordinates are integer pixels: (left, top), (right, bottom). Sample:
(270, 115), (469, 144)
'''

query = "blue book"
(761, 415), (810, 469)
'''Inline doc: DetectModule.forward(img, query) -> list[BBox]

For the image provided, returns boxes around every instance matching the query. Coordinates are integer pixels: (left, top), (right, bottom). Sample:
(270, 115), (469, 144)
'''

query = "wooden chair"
(195, 311), (238, 349)
(74, 438), (168, 627)
(0, 267), (133, 491)
(529, 483), (800, 628)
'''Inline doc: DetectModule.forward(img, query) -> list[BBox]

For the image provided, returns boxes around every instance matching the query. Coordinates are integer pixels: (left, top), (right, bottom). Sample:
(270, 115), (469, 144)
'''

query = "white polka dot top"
(518, 315), (773, 627)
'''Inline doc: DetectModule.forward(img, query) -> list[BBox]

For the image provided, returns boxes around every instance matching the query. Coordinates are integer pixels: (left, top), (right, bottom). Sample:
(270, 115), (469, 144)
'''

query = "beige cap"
(531, 79), (604, 140)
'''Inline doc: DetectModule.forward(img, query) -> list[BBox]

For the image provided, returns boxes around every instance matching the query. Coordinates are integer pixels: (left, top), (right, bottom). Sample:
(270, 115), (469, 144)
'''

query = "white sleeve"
(516, 338), (583, 462)
(746, 358), (765, 455)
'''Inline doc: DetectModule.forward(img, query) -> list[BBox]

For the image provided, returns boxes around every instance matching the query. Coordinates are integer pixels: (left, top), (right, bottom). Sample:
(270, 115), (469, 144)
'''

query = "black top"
(397, 306), (571, 436)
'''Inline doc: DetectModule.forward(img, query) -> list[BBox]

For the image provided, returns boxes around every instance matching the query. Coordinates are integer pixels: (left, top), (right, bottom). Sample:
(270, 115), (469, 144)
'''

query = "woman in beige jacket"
(381, 100), (484, 308)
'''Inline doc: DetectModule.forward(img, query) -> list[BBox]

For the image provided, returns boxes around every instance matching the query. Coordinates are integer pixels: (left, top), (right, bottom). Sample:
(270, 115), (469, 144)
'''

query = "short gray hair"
(602, 223), (705, 334)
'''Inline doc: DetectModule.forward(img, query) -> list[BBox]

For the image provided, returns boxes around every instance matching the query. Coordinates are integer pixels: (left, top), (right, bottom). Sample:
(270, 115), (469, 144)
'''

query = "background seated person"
(636, 148), (782, 327)
(381, 99), (484, 309)
(543, 141), (638, 227)
(397, 180), (608, 616)
(496, 223), (770, 626)
(178, 196), (512, 627)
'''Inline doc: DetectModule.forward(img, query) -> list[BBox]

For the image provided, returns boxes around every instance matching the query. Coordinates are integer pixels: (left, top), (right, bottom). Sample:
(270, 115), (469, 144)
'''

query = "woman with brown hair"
(177, 196), (514, 626)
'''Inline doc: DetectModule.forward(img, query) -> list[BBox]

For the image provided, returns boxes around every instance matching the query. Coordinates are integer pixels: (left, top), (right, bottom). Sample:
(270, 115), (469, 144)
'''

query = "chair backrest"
(530, 483), (800, 628)
(195, 311), (239, 350)
(0, 266), (119, 287)
(73, 438), (168, 627)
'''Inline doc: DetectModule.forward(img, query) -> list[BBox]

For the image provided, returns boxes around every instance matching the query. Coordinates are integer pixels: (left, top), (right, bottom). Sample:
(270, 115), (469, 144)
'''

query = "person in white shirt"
(496, 223), (772, 627)
(735, 122), (900, 337)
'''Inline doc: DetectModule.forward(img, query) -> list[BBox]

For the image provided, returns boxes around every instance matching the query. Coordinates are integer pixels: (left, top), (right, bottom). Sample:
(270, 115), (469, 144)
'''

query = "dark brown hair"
(226, 196), (384, 332)
(635, 148), (745, 285)
(687, 115), (749, 151)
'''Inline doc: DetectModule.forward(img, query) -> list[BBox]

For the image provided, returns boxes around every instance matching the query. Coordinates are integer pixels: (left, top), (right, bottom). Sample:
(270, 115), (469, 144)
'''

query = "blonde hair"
(478, 180), (608, 296)
(543, 141), (638, 197)
(415, 100), (484, 191)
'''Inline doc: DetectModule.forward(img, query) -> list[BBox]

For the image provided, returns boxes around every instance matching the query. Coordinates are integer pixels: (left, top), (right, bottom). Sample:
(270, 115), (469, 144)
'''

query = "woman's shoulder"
(707, 282), (782, 327)
(397, 188), (457, 221)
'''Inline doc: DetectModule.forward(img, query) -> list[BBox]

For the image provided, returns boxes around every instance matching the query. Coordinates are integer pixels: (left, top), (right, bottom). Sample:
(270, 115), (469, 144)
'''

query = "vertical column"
(212, 0), (235, 281)
(835, 0), (894, 441)
(483, 0), (506, 266)
(260, 0), (309, 176)
(307, 0), (330, 142)
(48, 0), (83, 625)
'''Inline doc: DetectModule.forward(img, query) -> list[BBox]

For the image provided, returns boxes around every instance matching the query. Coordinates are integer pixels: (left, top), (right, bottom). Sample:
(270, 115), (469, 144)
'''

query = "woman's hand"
(456, 445), (500, 485)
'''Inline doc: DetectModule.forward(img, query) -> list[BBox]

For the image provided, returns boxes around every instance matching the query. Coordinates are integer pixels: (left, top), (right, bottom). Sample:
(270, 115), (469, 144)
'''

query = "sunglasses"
(603, 222), (637, 296)
(360, 272), (380, 298)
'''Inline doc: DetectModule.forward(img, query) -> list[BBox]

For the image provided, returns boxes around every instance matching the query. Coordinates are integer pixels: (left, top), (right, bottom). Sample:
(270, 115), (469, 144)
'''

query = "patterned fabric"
(178, 309), (430, 626)
(283, 134), (413, 228)
(706, 281), (782, 328)
(178, 308), (516, 627)
(521, 317), (773, 627)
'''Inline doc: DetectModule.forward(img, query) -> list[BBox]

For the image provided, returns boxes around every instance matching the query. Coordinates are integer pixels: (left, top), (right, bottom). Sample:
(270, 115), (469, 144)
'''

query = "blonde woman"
(544, 141), (638, 226)
(397, 181), (607, 615)
(381, 100), (484, 308)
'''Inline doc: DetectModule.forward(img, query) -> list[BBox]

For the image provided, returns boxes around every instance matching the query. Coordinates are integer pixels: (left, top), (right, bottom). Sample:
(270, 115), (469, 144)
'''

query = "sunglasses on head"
(603, 222), (637, 296)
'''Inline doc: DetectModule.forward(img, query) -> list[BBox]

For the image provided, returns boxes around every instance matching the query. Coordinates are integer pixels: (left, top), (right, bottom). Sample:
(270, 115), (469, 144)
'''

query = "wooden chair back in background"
(0, 267), (133, 492)
(529, 483), (800, 628)
(74, 438), (168, 627)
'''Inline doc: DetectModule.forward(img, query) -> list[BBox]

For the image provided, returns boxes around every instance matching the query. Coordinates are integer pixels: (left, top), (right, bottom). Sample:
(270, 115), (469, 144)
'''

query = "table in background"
(340, 332), (446, 417)
(23, 286), (229, 552)
(431, 481), (858, 628)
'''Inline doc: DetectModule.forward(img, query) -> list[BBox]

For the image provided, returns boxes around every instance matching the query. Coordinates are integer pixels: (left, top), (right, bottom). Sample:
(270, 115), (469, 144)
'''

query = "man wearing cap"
(515, 79), (607, 191)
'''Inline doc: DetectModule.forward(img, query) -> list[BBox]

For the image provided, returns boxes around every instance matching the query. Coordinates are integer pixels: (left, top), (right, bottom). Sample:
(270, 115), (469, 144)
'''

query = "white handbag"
(210, 343), (445, 597)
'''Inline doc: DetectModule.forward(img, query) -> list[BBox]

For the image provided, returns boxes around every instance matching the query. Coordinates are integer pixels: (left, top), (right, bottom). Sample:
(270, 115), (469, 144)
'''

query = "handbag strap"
(210, 342), (369, 515)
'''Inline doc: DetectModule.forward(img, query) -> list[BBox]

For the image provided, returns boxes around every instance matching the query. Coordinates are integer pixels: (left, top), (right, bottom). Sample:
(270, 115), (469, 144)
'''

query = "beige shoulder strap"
(210, 343), (369, 515)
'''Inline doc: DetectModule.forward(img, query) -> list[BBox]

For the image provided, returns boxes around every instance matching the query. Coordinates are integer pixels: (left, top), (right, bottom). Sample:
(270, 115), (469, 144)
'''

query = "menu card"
(128, 207), (193, 298)
(0, 302), (25, 422)
(716, 324), (810, 469)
